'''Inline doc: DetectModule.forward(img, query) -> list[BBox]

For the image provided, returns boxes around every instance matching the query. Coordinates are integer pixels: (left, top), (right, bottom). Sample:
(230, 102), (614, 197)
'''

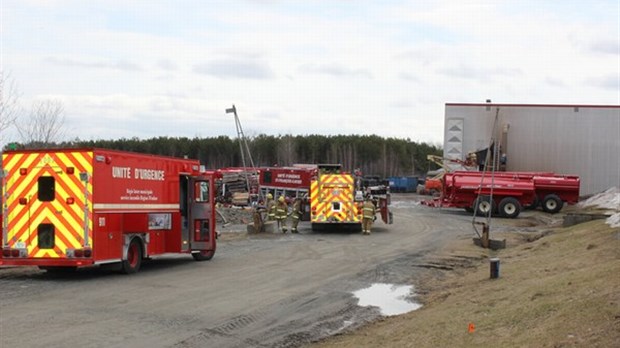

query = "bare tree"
(17, 99), (66, 148)
(0, 71), (20, 135)
(277, 135), (296, 166)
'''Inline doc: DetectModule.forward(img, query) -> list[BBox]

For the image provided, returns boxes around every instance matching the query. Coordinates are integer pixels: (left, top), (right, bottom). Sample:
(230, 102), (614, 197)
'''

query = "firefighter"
(362, 195), (376, 235)
(275, 195), (289, 233)
(290, 197), (303, 233)
(266, 193), (276, 221)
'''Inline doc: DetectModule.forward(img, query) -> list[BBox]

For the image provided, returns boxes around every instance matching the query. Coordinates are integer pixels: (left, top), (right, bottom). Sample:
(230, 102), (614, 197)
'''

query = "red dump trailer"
(422, 171), (580, 218)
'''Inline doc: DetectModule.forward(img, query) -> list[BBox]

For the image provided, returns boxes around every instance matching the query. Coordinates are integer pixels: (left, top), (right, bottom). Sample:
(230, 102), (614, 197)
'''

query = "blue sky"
(1, 0), (618, 146)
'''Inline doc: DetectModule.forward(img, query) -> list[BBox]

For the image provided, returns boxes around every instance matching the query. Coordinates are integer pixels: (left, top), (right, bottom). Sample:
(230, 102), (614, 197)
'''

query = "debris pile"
(217, 205), (254, 225)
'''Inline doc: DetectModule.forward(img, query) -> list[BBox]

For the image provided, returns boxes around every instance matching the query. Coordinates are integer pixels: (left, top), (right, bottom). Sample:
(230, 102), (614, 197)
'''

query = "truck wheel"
(474, 196), (494, 216)
(541, 194), (563, 214)
(192, 250), (215, 261)
(498, 197), (521, 218)
(122, 239), (142, 274)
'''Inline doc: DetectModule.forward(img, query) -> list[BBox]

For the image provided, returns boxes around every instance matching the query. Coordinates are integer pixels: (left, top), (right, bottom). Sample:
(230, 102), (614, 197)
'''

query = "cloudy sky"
(1, 0), (618, 146)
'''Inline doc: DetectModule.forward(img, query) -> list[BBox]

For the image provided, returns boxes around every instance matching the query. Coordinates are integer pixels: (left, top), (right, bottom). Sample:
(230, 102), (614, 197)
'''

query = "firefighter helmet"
(267, 193), (273, 199)
(278, 196), (285, 203)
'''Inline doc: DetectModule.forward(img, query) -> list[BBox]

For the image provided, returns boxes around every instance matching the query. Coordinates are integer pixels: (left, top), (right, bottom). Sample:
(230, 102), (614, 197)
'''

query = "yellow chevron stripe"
(4, 151), (93, 258)
(57, 152), (93, 173)
(310, 173), (359, 223)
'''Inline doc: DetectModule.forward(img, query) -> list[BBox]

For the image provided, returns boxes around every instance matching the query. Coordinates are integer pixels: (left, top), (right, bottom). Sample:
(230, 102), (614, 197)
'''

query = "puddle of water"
(353, 283), (422, 316)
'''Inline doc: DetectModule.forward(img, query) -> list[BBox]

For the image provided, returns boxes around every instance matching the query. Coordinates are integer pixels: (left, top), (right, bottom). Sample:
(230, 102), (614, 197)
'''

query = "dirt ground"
(0, 194), (618, 347)
(310, 205), (620, 348)
(0, 194), (466, 347)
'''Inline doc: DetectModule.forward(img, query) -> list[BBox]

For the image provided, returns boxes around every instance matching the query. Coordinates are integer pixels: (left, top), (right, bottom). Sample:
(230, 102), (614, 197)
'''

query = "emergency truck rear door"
(187, 176), (215, 251)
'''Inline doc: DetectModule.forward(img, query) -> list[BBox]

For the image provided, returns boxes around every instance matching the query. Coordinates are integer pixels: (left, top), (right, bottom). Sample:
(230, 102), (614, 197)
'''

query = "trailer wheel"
(541, 194), (563, 214)
(474, 196), (494, 216)
(498, 197), (521, 218)
(192, 250), (215, 261)
(122, 238), (142, 274)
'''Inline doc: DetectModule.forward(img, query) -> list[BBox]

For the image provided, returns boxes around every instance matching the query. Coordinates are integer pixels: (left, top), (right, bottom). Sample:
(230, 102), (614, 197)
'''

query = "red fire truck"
(309, 164), (392, 230)
(257, 164), (392, 230)
(1, 148), (217, 274)
(258, 165), (317, 199)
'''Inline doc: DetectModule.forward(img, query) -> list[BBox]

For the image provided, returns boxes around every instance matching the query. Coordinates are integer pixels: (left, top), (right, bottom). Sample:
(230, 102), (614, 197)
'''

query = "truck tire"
(498, 197), (521, 218)
(192, 250), (215, 261)
(541, 194), (563, 214)
(122, 238), (142, 274)
(474, 196), (494, 216)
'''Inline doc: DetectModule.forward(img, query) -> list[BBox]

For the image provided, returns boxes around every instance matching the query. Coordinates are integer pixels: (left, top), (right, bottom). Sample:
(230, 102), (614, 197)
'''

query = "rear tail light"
(67, 248), (92, 258)
(2, 248), (27, 258)
(19, 198), (28, 205)
(66, 197), (75, 204)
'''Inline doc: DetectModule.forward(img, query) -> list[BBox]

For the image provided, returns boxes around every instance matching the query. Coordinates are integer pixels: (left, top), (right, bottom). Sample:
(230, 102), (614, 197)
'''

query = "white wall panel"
(445, 104), (620, 196)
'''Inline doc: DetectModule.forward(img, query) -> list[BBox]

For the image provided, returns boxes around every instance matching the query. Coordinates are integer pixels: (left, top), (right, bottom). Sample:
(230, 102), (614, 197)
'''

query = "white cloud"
(194, 60), (275, 79)
(0, 0), (618, 149)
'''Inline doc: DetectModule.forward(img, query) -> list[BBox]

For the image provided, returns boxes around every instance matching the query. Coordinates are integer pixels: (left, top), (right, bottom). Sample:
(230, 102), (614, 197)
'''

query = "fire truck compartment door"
(188, 176), (215, 251)
(379, 198), (392, 224)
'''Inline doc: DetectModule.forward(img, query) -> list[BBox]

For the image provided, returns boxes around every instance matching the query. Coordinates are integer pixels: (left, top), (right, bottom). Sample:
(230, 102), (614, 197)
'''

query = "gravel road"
(0, 194), (476, 348)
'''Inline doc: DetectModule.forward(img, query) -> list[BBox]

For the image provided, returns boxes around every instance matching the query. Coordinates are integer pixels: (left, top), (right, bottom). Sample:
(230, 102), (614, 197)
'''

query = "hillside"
(312, 203), (620, 347)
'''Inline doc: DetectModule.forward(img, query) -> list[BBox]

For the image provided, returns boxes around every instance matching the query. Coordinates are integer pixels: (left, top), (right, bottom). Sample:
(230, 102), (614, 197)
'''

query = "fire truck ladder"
(226, 105), (258, 201)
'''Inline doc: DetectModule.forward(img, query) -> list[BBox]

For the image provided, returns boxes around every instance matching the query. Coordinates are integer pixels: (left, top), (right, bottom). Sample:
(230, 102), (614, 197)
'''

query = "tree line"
(41, 134), (440, 177)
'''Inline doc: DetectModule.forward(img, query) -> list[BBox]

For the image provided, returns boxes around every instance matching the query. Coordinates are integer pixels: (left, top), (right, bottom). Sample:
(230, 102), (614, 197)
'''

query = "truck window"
(263, 171), (272, 183)
(195, 181), (209, 202)
(38, 223), (55, 249)
(38, 177), (55, 202)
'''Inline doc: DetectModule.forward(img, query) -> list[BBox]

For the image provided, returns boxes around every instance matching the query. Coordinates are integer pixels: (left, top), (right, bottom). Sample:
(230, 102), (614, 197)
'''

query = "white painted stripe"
(93, 203), (179, 210)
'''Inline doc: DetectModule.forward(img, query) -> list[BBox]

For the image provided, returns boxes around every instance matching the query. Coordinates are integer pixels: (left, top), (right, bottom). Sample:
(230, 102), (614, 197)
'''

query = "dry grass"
(312, 219), (620, 348)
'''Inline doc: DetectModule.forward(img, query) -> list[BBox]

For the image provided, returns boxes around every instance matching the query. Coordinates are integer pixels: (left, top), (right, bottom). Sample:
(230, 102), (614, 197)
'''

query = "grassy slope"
(312, 219), (620, 348)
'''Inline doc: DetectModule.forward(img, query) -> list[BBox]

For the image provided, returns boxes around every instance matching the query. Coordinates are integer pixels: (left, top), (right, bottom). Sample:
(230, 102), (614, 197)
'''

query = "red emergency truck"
(258, 165), (317, 199)
(1, 148), (217, 274)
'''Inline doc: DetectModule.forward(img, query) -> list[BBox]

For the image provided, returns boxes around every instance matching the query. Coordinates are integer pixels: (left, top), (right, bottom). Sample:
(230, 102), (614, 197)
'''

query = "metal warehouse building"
(443, 103), (620, 196)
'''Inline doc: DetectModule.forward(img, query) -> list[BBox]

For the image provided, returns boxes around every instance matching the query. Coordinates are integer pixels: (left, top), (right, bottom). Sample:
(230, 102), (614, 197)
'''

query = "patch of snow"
(578, 187), (620, 211)
(578, 187), (620, 228)
(606, 213), (620, 228)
